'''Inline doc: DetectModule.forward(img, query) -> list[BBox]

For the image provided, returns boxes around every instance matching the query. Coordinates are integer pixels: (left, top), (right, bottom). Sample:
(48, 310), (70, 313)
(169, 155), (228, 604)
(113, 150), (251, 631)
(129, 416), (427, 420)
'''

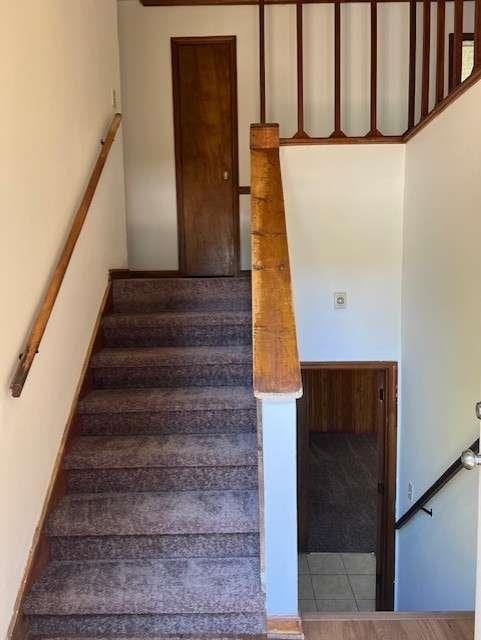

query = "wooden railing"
(10, 114), (122, 398)
(250, 123), (302, 400)
(255, 0), (481, 143)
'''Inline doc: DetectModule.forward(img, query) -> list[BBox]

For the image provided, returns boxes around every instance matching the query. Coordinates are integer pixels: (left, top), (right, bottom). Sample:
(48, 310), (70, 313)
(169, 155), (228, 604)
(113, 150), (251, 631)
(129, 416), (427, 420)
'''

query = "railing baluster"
(408, 0), (417, 129)
(331, 0), (345, 137)
(421, 0), (431, 118)
(259, 0), (266, 123)
(294, 0), (308, 138)
(368, 0), (380, 136)
(475, 0), (481, 70)
(453, 0), (464, 87)
(435, 0), (446, 104)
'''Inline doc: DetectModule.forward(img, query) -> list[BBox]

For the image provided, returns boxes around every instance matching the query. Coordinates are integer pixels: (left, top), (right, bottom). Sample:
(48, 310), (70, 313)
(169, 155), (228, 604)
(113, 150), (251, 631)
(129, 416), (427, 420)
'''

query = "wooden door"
(172, 36), (239, 276)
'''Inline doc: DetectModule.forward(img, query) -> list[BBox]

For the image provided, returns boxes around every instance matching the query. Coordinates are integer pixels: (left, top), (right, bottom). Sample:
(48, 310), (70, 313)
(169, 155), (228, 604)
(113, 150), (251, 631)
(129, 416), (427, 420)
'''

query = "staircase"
(23, 276), (266, 638)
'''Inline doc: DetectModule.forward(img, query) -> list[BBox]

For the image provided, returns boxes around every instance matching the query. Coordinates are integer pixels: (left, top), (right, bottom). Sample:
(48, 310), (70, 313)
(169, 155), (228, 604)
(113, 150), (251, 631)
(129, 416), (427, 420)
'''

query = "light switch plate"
(334, 291), (347, 309)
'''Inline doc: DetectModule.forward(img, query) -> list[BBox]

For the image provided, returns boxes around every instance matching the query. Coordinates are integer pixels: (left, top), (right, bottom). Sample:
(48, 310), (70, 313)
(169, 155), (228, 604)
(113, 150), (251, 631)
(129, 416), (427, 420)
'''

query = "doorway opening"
(297, 362), (397, 613)
(171, 35), (240, 277)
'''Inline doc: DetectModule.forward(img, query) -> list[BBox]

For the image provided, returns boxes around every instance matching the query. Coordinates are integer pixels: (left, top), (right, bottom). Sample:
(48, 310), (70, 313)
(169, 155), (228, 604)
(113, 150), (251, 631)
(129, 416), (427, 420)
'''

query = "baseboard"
(7, 281), (112, 640)
(267, 615), (304, 640)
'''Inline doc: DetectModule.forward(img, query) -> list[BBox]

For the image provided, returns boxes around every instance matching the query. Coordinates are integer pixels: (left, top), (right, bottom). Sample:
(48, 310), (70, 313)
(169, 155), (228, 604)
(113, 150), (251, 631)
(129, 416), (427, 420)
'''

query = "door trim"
(171, 35), (240, 276)
(297, 361), (398, 611)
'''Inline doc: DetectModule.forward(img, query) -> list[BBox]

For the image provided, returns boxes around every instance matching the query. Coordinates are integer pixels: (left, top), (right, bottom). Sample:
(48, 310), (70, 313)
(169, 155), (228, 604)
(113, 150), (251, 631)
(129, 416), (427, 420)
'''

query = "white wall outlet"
(334, 291), (347, 309)
(408, 481), (414, 503)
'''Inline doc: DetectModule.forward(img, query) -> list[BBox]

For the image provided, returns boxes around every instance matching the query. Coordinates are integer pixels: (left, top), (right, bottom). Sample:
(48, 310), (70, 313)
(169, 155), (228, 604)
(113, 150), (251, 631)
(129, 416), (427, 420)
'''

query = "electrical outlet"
(408, 481), (414, 503)
(334, 291), (347, 309)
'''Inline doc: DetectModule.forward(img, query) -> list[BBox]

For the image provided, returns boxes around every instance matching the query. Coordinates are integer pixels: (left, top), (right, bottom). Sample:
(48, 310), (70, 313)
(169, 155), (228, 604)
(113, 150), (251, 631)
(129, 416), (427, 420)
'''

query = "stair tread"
(47, 489), (258, 537)
(91, 346), (252, 369)
(65, 433), (257, 469)
(78, 387), (256, 415)
(24, 557), (263, 615)
(103, 310), (252, 327)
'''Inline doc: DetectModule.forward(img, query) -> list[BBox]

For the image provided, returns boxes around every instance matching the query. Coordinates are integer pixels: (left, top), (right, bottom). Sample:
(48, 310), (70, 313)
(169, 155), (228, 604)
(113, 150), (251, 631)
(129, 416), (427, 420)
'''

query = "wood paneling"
(172, 36), (239, 276)
(250, 124), (302, 400)
(10, 114), (122, 398)
(298, 368), (382, 434)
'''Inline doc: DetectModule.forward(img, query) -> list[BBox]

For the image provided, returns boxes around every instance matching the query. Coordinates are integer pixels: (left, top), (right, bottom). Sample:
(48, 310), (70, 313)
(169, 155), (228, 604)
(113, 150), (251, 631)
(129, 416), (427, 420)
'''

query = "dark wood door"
(172, 36), (239, 276)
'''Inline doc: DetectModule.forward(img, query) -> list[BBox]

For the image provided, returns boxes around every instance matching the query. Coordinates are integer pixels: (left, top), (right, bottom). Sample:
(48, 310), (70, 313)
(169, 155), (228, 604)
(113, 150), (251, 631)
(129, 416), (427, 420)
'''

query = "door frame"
(171, 35), (240, 276)
(297, 361), (398, 611)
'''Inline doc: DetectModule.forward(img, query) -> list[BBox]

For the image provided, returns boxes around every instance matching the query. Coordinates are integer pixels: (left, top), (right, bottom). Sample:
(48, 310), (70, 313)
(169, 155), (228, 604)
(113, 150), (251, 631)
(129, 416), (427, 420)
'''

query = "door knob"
(461, 449), (481, 470)
(223, 170), (230, 181)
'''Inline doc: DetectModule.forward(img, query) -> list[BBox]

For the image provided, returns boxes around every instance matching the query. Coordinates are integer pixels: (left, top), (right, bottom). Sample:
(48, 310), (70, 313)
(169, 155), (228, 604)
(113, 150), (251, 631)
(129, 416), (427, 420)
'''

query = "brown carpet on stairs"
(23, 276), (266, 639)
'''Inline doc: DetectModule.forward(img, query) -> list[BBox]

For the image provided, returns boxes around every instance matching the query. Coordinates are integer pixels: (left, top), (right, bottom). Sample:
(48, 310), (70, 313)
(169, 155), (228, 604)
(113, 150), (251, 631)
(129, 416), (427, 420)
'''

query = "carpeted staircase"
(23, 276), (266, 639)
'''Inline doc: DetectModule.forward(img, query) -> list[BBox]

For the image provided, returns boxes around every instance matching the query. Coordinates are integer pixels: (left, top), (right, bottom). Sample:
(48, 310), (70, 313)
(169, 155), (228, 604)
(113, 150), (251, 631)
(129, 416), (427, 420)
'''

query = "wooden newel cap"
(250, 123), (280, 150)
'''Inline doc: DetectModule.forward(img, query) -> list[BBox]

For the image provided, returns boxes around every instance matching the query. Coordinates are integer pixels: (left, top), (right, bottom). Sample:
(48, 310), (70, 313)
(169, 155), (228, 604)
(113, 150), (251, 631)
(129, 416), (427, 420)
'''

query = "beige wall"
(282, 144), (404, 362)
(118, 0), (473, 270)
(0, 2), (127, 636)
(397, 80), (481, 611)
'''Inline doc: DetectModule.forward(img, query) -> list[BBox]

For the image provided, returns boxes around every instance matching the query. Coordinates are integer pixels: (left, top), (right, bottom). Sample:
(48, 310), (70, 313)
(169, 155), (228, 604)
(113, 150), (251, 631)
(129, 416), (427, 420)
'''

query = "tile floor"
(299, 552), (376, 613)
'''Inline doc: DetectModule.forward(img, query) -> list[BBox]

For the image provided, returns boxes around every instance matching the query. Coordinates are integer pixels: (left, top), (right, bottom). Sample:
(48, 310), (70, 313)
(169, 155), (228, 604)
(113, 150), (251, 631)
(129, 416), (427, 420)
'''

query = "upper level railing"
(254, 0), (481, 143)
(250, 123), (303, 400)
(10, 114), (122, 398)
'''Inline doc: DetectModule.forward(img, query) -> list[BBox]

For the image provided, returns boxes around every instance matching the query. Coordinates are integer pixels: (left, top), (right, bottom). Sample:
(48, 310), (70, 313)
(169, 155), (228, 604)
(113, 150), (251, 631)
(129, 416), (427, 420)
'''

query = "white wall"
(0, 2), (127, 636)
(397, 81), (481, 611)
(282, 145), (404, 362)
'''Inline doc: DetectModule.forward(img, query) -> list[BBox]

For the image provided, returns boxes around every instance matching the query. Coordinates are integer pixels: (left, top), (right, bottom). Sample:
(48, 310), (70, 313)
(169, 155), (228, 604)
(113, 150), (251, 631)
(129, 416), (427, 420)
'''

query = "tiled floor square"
(299, 599), (318, 613)
(341, 553), (376, 575)
(307, 553), (345, 574)
(357, 599), (376, 611)
(349, 574), (376, 600)
(316, 599), (357, 612)
(312, 574), (353, 600)
(299, 574), (315, 599)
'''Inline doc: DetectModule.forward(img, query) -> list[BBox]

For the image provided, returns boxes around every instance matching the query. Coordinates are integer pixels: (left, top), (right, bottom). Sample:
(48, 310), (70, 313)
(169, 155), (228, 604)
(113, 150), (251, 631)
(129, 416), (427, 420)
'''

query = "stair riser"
(78, 410), (257, 436)
(103, 326), (252, 348)
(67, 466), (258, 493)
(27, 613), (266, 636)
(112, 280), (251, 314)
(92, 365), (252, 390)
(49, 532), (260, 561)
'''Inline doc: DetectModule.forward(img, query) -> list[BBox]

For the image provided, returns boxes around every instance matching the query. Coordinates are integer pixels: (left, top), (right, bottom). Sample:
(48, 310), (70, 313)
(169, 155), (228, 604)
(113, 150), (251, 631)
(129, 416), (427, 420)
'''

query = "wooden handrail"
(11, 113), (122, 398)
(250, 123), (303, 400)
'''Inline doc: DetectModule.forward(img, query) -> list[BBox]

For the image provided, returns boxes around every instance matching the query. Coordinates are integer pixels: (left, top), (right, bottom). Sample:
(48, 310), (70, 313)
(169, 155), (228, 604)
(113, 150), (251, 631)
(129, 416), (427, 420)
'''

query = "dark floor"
(307, 432), (377, 553)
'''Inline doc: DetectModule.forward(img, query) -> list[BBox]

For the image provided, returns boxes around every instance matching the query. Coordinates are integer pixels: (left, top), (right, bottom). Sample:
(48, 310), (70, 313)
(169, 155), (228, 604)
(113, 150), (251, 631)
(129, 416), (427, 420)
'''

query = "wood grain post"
(293, 0), (309, 138)
(259, 0), (266, 123)
(250, 123), (302, 400)
(330, 0), (346, 138)
(408, 0), (417, 129)
(368, 0), (381, 136)
(475, 0), (481, 70)
(435, 0), (446, 104)
(453, 0), (464, 87)
(421, 0), (431, 118)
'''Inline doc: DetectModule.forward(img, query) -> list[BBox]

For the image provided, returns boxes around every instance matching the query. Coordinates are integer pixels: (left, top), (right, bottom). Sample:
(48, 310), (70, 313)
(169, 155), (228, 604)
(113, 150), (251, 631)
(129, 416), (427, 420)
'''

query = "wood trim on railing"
(408, 0), (417, 128)
(421, 0), (431, 117)
(436, 0), (446, 104)
(10, 113), (122, 398)
(250, 123), (302, 400)
(404, 68), (481, 140)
